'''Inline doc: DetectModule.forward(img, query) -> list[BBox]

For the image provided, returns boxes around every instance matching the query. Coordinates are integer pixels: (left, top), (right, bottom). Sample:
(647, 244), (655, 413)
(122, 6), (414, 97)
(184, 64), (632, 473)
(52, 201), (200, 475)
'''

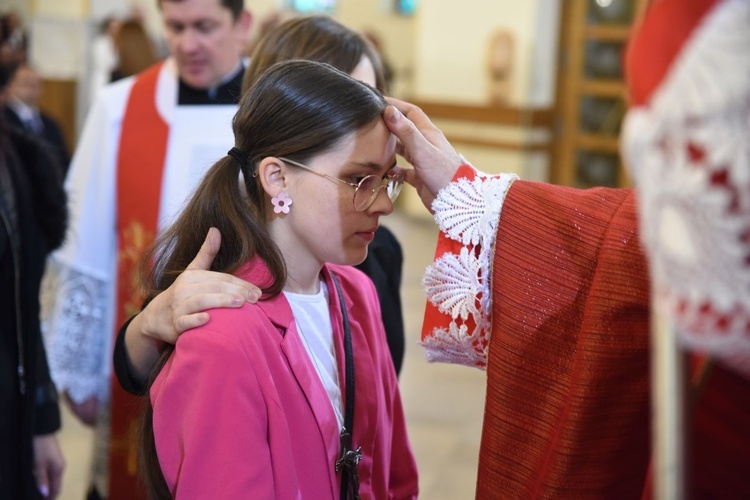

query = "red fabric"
(625, 0), (719, 106)
(421, 164), (482, 362)
(475, 181), (750, 498)
(478, 182), (652, 498)
(688, 362), (750, 498)
(109, 62), (168, 500)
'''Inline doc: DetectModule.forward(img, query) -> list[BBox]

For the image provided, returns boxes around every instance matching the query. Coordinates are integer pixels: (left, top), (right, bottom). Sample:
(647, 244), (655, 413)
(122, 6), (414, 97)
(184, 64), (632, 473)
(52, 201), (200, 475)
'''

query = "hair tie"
(227, 146), (249, 168)
(228, 146), (255, 179)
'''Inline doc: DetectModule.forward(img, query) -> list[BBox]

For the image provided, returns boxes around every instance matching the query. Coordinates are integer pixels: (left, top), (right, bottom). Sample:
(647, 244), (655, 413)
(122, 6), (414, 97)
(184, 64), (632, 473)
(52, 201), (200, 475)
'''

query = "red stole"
(109, 61), (168, 499)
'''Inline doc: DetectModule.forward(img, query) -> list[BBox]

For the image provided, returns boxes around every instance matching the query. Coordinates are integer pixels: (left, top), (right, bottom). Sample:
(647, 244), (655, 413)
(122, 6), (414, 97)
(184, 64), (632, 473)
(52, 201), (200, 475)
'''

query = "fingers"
(175, 270), (262, 303)
(33, 435), (65, 499)
(174, 312), (211, 333)
(171, 291), (255, 333)
(35, 459), (49, 498)
(181, 227), (261, 302)
(186, 227), (221, 271)
(383, 100), (462, 202)
(385, 97), (436, 131)
(139, 227), (263, 344)
(403, 168), (419, 188)
(49, 457), (64, 499)
(384, 104), (429, 158)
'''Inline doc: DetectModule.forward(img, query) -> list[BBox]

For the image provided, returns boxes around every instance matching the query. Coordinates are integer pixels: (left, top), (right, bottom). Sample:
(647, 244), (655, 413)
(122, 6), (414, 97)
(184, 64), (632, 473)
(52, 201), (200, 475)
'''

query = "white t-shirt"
(284, 282), (344, 429)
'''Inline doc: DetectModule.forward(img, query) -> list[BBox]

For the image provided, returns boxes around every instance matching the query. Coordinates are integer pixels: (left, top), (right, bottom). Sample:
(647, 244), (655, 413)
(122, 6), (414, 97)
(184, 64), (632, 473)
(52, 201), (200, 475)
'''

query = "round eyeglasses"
(278, 157), (404, 212)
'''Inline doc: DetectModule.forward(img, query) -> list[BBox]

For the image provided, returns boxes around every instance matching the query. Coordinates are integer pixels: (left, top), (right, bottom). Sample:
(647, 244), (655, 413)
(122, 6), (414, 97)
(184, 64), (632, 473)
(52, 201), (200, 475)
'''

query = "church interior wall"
(20, 0), (559, 213)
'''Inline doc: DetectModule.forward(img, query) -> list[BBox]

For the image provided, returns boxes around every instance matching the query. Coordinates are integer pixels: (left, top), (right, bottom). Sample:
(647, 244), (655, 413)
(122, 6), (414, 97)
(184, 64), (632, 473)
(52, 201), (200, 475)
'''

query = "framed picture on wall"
(289, 0), (336, 13)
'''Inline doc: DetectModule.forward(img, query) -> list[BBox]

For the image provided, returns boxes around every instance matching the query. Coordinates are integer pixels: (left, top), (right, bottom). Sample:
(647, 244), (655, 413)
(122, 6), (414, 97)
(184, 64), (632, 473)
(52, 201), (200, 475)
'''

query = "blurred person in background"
(110, 18), (159, 82)
(42, 0), (252, 498)
(2, 63), (69, 177)
(88, 16), (122, 103)
(0, 11), (28, 65)
(0, 59), (67, 500)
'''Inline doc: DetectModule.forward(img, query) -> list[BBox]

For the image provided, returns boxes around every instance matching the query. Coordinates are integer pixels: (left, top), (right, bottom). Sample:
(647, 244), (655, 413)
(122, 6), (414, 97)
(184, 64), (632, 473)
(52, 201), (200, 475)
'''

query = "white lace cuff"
(420, 166), (517, 368)
(42, 260), (111, 403)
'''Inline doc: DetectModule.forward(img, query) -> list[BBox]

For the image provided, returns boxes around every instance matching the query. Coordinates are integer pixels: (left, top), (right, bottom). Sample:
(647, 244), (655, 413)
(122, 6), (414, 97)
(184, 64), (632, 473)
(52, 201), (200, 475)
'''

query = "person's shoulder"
(202, 301), (268, 330)
(2, 105), (22, 125)
(5, 127), (68, 250)
(89, 75), (138, 119)
(178, 302), (276, 352)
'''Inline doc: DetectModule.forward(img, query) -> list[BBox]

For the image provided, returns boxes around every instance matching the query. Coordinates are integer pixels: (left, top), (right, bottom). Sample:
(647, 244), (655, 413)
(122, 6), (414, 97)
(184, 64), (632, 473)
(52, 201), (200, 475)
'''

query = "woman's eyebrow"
(349, 160), (397, 170)
(348, 161), (381, 170)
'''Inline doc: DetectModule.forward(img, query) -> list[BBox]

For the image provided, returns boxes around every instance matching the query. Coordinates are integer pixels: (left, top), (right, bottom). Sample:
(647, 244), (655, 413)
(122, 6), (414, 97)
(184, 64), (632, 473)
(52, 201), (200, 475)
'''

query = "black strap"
(332, 274), (361, 500)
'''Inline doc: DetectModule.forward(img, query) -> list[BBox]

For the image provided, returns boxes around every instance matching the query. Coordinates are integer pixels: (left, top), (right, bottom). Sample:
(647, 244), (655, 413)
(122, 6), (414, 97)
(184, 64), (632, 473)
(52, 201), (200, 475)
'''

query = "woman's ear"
(257, 157), (288, 198)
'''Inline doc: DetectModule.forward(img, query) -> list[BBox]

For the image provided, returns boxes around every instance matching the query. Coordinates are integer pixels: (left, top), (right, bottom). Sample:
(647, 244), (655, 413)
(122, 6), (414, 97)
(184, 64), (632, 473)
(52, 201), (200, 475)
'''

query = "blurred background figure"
(0, 58), (67, 500)
(89, 16), (121, 101)
(362, 30), (394, 92)
(0, 10), (28, 65)
(486, 30), (514, 104)
(242, 10), (283, 57)
(2, 62), (69, 177)
(42, 1), (252, 498)
(110, 19), (158, 82)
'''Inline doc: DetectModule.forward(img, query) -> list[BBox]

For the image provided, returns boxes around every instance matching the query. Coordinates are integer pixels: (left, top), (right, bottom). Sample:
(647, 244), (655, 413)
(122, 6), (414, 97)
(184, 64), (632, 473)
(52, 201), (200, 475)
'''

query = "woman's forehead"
(312, 121), (396, 170)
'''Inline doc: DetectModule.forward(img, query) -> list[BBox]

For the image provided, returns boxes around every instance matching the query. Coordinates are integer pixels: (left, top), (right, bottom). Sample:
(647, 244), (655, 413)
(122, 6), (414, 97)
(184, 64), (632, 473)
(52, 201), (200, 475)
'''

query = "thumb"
(187, 227), (221, 271)
(384, 105), (427, 161)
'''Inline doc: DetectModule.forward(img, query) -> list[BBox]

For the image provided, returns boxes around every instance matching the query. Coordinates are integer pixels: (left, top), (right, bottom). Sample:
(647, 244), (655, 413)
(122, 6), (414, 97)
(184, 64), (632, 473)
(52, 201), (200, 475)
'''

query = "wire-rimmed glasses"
(278, 157), (404, 212)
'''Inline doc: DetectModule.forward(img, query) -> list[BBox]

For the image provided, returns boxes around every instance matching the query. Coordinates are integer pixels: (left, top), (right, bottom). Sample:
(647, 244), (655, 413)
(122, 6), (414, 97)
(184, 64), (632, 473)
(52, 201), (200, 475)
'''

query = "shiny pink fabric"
(151, 262), (418, 499)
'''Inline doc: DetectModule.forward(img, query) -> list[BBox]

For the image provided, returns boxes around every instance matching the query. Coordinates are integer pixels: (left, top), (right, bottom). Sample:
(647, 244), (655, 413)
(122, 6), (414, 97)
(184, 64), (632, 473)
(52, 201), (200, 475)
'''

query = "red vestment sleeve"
(476, 180), (750, 498)
(479, 181), (652, 498)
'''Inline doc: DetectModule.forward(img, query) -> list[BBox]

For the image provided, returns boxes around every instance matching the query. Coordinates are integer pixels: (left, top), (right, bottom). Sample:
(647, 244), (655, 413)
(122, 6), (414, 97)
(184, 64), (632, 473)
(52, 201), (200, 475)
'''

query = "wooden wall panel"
(38, 78), (77, 156)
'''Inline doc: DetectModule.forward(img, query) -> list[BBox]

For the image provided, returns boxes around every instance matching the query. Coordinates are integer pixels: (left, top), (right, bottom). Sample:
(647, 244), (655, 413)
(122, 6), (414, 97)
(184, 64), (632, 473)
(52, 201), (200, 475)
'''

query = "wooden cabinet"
(552, 0), (649, 188)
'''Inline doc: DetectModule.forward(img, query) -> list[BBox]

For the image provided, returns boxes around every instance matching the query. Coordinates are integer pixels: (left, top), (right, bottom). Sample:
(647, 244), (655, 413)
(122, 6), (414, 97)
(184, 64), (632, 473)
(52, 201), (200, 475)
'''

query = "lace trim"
(622, 0), (750, 377)
(42, 260), (110, 403)
(421, 169), (517, 368)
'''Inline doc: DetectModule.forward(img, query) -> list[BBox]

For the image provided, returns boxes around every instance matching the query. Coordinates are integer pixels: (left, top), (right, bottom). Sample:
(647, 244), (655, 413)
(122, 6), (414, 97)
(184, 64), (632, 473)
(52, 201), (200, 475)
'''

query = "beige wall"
(336, 0), (416, 98)
(26, 0), (560, 104)
(4, 0), (30, 19)
(24, 0), (559, 189)
(32, 0), (87, 17)
(413, 0), (560, 105)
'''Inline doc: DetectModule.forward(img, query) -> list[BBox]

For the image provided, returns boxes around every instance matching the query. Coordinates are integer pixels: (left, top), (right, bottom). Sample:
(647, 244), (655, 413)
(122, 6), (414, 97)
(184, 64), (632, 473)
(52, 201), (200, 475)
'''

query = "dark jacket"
(0, 125), (67, 499)
(355, 225), (405, 375)
(2, 105), (69, 178)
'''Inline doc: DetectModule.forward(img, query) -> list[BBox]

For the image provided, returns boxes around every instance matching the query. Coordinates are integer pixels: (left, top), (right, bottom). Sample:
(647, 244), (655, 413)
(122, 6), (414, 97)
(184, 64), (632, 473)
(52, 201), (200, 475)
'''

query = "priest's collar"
(177, 62), (244, 106)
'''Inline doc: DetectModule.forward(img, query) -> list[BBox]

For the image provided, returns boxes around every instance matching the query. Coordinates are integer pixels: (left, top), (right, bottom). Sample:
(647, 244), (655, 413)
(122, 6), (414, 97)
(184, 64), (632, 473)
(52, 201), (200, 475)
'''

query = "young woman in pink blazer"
(139, 60), (418, 499)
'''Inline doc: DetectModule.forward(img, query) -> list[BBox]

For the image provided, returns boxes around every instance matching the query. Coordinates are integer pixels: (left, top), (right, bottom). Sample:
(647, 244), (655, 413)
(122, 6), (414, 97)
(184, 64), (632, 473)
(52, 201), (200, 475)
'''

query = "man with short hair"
(2, 63), (69, 176)
(43, 1), (252, 498)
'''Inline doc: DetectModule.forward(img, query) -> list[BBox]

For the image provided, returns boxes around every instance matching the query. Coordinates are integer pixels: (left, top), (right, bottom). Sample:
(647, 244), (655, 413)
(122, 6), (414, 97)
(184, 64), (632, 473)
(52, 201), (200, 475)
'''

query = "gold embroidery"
(119, 220), (154, 319)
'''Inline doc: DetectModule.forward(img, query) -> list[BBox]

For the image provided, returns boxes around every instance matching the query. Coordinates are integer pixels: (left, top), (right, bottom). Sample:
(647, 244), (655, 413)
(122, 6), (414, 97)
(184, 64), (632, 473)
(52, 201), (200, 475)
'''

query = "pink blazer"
(151, 261), (418, 499)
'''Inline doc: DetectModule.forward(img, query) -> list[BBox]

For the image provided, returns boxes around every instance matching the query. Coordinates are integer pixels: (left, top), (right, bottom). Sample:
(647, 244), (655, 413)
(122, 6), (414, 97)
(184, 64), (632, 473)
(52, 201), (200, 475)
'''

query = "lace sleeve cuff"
(420, 164), (517, 368)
